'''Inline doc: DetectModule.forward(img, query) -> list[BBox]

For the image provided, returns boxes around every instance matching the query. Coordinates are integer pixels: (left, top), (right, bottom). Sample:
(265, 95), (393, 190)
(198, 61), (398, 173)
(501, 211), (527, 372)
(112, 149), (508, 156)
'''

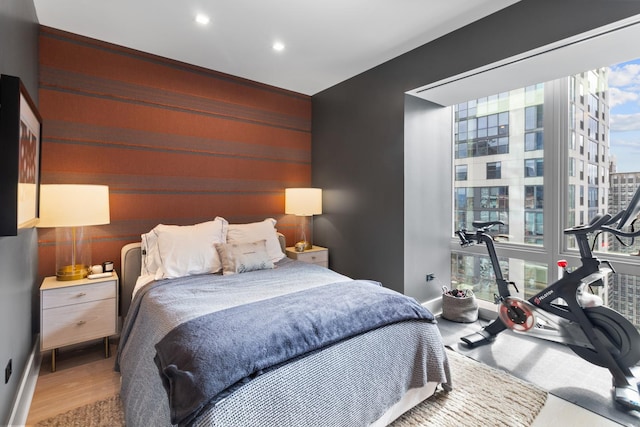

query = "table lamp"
(285, 188), (322, 251)
(38, 184), (110, 281)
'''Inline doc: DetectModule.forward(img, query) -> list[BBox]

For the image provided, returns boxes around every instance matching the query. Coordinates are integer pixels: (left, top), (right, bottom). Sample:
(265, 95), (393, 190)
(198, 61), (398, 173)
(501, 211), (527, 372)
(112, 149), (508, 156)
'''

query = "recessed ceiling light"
(195, 14), (210, 25)
(273, 42), (285, 52)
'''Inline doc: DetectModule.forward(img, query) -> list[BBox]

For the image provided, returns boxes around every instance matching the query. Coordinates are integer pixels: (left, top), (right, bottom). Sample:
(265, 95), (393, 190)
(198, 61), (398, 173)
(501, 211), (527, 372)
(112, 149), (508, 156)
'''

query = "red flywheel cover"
(498, 298), (535, 332)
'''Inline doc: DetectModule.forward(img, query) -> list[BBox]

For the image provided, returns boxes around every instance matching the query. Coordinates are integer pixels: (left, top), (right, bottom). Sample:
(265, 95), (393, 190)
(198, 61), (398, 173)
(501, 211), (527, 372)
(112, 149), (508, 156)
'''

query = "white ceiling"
(33, 0), (519, 95)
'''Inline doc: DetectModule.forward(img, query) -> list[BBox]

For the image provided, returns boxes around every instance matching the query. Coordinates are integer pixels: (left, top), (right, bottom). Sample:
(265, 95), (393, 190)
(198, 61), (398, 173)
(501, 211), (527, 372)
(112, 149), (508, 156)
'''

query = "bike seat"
(472, 220), (505, 229)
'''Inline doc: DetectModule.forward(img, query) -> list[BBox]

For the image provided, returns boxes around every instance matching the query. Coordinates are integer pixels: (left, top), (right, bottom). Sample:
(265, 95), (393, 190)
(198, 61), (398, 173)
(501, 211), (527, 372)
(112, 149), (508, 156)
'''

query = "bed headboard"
(119, 233), (287, 318)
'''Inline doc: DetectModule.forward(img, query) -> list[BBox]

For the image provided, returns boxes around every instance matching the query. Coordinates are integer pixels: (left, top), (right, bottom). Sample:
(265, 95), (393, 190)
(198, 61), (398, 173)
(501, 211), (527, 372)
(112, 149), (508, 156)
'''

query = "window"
(588, 117), (599, 141)
(453, 85), (544, 248)
(525, 131), (543, 151)
(587, 164), (598, 185)
(450, 58), (640, 330)
(480, 186), (509, 210)
(568, 185), (575, 208)
(454, 106), (510, 159)
(451, 252), (509, 302)
(455, 165), (468, 181)
(569, 158), (576, 177)
(524, 185), (544, 245)
(588, 93), (599, 116)
(525, 159), (543, 177)
(525, 105), (543, 130)
(486, 162), (501, 179)
(588, 187), (598, 209)
(579, 160), (584, 180)
(589, 141), (599, 162)
(524, 262), (548, 299)
(451, 252), (547, 301)
(454, 186), (508, 233)
(525, 185), (544, 209)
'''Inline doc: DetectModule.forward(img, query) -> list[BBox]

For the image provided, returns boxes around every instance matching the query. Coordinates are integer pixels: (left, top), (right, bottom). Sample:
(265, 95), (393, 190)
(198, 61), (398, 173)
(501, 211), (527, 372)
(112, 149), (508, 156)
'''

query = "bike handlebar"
(564, 212), (640, 239)
(564, 213), (612, 235)
(457, 211), (640, 247)
(598, 224), (640, 239)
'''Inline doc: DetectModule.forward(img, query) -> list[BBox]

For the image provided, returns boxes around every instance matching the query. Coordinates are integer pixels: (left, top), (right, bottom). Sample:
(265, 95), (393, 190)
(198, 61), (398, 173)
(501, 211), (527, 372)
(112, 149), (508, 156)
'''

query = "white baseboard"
(8, 335), (41, 427)
(421, 296), (442, 315)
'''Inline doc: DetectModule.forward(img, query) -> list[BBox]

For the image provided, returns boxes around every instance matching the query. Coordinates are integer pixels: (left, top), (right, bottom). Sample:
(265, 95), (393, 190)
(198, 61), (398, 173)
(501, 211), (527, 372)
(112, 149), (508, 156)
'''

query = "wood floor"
(25, 340), (120, 426)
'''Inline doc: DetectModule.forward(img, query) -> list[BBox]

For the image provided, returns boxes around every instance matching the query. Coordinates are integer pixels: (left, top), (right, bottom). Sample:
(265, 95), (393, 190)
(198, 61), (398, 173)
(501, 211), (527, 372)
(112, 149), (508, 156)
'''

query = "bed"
(115, 218), (451, 427)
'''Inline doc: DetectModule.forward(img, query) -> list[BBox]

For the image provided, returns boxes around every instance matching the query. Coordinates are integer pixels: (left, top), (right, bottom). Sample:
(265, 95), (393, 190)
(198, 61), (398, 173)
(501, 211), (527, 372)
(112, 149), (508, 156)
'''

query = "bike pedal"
(460, 331), (496, 348)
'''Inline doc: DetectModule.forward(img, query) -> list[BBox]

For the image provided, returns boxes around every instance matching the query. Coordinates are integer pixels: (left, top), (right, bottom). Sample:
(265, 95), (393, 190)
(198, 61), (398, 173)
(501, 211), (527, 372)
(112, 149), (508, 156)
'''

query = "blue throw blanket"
(153, 279), (435, 426)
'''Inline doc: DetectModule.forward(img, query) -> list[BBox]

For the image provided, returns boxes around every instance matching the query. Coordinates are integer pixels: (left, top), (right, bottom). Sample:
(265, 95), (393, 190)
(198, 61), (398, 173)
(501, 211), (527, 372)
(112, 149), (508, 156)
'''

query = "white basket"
(441, 289), (478, 323)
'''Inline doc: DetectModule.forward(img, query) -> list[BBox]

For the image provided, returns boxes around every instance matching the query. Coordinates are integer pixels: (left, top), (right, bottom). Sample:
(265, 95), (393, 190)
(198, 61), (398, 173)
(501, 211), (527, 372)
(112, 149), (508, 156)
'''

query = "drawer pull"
(77, 292), (86, 297)
(311, 256), (316, 260)
(77, 320), (86, 326)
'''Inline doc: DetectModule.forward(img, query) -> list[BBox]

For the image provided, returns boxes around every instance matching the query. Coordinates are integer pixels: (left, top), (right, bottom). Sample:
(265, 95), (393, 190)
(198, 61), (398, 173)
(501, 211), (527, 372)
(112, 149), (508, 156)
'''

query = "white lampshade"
(39, 185), (110, 228)
(38, 184), (110, 281)
(285, 188), (322, 251)
(285, 188), (322, 216)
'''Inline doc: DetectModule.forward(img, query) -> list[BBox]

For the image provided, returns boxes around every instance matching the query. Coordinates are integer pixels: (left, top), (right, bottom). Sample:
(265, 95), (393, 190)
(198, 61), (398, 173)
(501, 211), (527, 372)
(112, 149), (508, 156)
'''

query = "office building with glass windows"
(606, 172), (640, 327)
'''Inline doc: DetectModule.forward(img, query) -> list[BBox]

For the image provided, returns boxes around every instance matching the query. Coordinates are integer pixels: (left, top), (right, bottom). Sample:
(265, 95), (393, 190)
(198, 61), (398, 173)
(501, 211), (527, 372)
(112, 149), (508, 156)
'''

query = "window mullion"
(545, 78), (571, 282)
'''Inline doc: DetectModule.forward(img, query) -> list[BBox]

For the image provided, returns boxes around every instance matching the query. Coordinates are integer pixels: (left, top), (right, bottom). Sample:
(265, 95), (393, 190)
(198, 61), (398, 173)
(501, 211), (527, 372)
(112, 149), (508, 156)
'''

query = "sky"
(607, 58), (640, 173)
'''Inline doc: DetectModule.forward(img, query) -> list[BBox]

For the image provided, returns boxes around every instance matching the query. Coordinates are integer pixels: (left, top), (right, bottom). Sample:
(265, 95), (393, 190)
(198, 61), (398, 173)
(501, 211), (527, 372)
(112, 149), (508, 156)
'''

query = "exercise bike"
(454, 185), (640, 411)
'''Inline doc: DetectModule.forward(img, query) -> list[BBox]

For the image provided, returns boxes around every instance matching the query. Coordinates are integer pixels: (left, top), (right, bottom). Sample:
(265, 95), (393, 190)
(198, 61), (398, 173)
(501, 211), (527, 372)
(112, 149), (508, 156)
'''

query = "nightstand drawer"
(41, 298), (116, 350)
(42, 280), (116, 309)
(286, 246), (329, 267)
(294, 250), (328, 264)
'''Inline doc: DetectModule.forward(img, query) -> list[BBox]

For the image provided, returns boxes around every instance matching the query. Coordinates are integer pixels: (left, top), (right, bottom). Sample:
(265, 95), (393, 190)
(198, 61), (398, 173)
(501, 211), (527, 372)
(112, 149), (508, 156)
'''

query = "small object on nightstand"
(102, 261), (114, 272)
(40, 272), (119, 372)
(87, 272), (113, 279)
(294, 242), (306, 252)
(286, 245), (329, 268)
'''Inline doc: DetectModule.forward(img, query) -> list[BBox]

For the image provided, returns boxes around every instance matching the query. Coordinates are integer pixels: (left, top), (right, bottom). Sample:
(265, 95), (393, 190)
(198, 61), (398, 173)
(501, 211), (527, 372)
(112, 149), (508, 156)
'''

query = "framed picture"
(0, 74), (42, 236)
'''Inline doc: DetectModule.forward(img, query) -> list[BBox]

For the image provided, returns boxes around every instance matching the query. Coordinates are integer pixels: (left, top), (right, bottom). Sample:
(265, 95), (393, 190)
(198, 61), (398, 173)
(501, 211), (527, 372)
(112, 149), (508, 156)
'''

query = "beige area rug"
(34, 394), (124, 427)
(35, 349), (547, 427)
(390, 349), (548, 427)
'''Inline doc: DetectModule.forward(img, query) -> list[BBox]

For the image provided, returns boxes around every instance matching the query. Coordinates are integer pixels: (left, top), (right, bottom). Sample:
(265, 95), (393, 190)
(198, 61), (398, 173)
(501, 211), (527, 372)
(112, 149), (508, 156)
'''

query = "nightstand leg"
(51, 349), (56, 372)
(104, 337), (110, 358)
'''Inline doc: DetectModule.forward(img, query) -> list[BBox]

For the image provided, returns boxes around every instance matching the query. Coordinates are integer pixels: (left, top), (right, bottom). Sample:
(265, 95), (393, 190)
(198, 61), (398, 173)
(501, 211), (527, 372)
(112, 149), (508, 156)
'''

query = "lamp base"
(294, 240), (312, 252)
(56, 264), (90, 281)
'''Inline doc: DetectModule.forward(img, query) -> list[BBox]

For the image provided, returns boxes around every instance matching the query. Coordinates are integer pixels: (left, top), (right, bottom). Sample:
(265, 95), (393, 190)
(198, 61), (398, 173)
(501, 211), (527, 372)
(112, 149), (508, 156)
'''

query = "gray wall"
(312, 0), (640, 300)
(0, 0), (40, 423)
(403, 95), (452, 302)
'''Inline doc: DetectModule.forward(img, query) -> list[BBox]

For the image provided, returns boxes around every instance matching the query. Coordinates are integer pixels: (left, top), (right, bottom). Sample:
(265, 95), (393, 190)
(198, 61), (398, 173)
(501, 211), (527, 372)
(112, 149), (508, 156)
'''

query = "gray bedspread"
(154, 280), (436, 425)
(116, 258), (451, 427)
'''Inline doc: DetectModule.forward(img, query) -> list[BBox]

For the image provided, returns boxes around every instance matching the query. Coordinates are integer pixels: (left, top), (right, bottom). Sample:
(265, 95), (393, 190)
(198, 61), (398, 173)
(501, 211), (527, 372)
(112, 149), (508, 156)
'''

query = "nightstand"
(285, 245), (329, 267)
(40, 272), (119, 371)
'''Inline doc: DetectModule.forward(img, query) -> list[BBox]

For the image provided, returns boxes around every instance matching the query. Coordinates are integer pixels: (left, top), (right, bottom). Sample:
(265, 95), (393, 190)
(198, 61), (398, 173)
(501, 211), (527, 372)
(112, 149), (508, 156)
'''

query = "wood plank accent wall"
(37, 26), (312, 280)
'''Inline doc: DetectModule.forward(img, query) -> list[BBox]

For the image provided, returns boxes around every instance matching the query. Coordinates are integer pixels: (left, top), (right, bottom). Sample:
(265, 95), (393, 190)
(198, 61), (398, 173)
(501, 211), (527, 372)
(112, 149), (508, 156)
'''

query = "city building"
(606, 172), (640, 327)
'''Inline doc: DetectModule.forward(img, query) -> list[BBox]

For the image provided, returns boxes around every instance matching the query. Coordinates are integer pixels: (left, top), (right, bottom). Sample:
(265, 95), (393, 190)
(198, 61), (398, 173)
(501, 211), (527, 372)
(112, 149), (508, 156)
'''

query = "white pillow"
(227, 218), (285, 263)
(154, 217), (229, 279)
(215, 240), (274, 275)
(141, 228), (162, 276)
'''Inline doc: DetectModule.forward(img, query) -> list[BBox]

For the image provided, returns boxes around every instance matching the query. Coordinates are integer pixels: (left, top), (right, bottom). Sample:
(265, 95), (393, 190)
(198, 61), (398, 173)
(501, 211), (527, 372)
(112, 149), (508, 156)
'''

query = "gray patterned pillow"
(214, 239), (274, 275)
